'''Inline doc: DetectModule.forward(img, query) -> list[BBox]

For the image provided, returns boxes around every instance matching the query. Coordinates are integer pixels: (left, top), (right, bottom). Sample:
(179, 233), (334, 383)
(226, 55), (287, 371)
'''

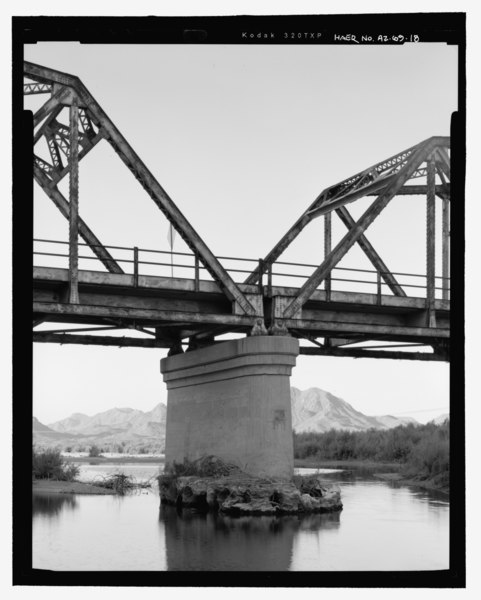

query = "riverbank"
(294, 458), (401, 470)
(62, 455), (165, 465)
(294, 458), (449, 495)
(374, 472), (449, 495)
(32, 479), (116, 495)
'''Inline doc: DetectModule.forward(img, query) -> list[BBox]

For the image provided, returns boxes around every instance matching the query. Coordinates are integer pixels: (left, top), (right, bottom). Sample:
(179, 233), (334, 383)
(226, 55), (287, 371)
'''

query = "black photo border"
(12, 12), (466, 588)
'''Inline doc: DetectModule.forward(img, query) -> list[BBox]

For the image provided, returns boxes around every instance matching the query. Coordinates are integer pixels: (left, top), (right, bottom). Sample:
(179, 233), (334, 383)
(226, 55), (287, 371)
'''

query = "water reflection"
(30, 464), (449, 571)
(32, 492), (78, 518)
(159, 505), (340, 571)
(317, 467), (449, 509)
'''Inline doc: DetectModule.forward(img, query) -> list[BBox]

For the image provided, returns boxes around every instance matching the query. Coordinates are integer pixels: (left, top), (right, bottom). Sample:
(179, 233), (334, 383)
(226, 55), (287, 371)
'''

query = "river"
(32, 461), (449, 571)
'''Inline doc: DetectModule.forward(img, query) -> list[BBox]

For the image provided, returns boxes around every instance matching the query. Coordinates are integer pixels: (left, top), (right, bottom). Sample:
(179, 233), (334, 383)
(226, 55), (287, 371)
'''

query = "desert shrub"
(61, 462), (80, 481)
(95, 473), (133, 494)
(293, 420), (450, 479)
(32, 447), (79, 481)
(88, 445), (102, 458)
(94, 472), (152, 494)
(402, 421), (449, 480)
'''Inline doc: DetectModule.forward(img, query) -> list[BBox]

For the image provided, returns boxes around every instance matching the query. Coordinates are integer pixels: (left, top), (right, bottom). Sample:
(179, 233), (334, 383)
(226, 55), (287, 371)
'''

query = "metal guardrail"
(33, 238), (450, 300)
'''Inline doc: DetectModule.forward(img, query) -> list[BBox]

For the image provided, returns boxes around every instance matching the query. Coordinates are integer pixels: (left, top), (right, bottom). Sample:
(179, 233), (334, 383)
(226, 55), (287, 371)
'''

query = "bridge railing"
(33, 238), (450, 301)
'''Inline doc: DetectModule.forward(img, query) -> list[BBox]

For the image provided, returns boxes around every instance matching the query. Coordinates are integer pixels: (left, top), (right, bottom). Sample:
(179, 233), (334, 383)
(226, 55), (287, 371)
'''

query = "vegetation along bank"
(293, 421), (450, 493)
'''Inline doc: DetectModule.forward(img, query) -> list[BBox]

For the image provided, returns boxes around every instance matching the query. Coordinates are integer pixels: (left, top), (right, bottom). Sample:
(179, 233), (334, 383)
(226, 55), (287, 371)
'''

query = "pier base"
(160, 336), (299, 479)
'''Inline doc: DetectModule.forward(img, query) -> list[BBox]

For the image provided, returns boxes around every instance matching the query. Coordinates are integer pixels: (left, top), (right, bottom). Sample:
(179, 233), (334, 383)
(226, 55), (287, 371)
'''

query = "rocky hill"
(291, 387), (418, 433)
(33, 403), (167, 453)
(430, 413), (449, 425)
(32, 416), (55, 432)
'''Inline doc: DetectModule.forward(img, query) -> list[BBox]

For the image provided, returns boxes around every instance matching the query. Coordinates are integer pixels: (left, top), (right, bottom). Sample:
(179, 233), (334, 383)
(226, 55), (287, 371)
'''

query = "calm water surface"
(32, 463), (449, 571)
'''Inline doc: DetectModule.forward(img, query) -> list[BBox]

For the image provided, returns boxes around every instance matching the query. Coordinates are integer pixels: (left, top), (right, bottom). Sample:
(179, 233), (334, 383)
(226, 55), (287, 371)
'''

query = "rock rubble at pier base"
(158, 473), (342, 515)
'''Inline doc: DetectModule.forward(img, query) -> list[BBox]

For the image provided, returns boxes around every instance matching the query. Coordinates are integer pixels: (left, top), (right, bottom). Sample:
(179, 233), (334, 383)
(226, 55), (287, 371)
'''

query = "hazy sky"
(25, 41), (456, 424)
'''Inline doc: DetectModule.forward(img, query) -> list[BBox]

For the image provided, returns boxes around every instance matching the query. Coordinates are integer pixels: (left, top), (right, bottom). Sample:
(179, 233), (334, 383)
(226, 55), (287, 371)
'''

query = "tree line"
(294, 420), (449, 484)
(33, 440), (165, 455)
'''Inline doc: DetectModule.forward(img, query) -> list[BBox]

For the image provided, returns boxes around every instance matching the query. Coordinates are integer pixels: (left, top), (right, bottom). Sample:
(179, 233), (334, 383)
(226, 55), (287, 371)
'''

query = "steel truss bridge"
(26, 62), (451, 362)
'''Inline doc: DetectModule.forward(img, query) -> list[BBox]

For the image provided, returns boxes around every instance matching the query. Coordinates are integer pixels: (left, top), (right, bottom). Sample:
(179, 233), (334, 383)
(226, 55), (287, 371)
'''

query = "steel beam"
(426, 156), (436, 326)
(33, 332), (170, 348)
(435, 147), (451, 180)
(244, 212), (312, 285)
(436, 165), (451, 302)
(32, 301), (448, 342)
(31, 330), (448, 360)
(38, 326), (121, 334)
(324, 212), (331, 300)
(33, 265), (450, 313)
(53, 129), (104, 183)
(335, 206), (406, 297)
(442, 193), (450, 301)
(46, 131), (63, 169)
(324, 337), (365, 347)
(367, 184), (449, 197)
(24, 82), (52, 95)
(33, 105), (63, 145)
(299, 346), (447, 362)
(33, 301), (256, 328)
(68, 97), (80, 303)
(34, 166), (124, 274)
(282, 315), (448, 339)
(307, 174), (397, 219)
(24, 62), (78, 87)
(33, 86), (70, 127)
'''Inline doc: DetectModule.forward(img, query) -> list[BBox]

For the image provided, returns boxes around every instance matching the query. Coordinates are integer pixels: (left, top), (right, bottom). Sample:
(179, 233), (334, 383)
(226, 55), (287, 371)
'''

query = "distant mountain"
(32, 417), (52, 431)
(33, 388), (419, 452)
(374, 414), (419, 429)
(48, 412), (92, 433)
(47, 403), (167, 438)
(290, 387), (419, 433)
(32, 417), (55, 432)
(430, 413), (449, 425)
(32, 416), (74, 442)
(49, 407), (145, 436)
(33, 403), (167, 452)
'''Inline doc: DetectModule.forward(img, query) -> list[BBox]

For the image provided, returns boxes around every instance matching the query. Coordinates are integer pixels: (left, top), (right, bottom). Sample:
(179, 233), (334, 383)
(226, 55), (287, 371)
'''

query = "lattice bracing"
(24, 82), (52, 95)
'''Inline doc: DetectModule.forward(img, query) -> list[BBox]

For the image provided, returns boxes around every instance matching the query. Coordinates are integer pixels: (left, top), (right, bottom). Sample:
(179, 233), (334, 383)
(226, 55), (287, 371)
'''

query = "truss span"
(25, 62), (450, 361)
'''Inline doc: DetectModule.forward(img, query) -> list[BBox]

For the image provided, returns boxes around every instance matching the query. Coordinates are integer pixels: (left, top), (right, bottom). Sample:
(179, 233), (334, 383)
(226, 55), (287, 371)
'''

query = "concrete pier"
(160, 336), (299, 479)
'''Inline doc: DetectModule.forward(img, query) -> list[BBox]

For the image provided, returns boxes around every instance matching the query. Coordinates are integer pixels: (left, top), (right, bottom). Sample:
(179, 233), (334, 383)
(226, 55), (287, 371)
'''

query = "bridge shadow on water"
(158, 504), (340, 571)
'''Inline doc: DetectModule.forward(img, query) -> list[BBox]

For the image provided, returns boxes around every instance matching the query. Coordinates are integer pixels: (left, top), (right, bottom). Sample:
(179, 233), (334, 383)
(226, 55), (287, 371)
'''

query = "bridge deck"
(33, 267), (449, 348)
